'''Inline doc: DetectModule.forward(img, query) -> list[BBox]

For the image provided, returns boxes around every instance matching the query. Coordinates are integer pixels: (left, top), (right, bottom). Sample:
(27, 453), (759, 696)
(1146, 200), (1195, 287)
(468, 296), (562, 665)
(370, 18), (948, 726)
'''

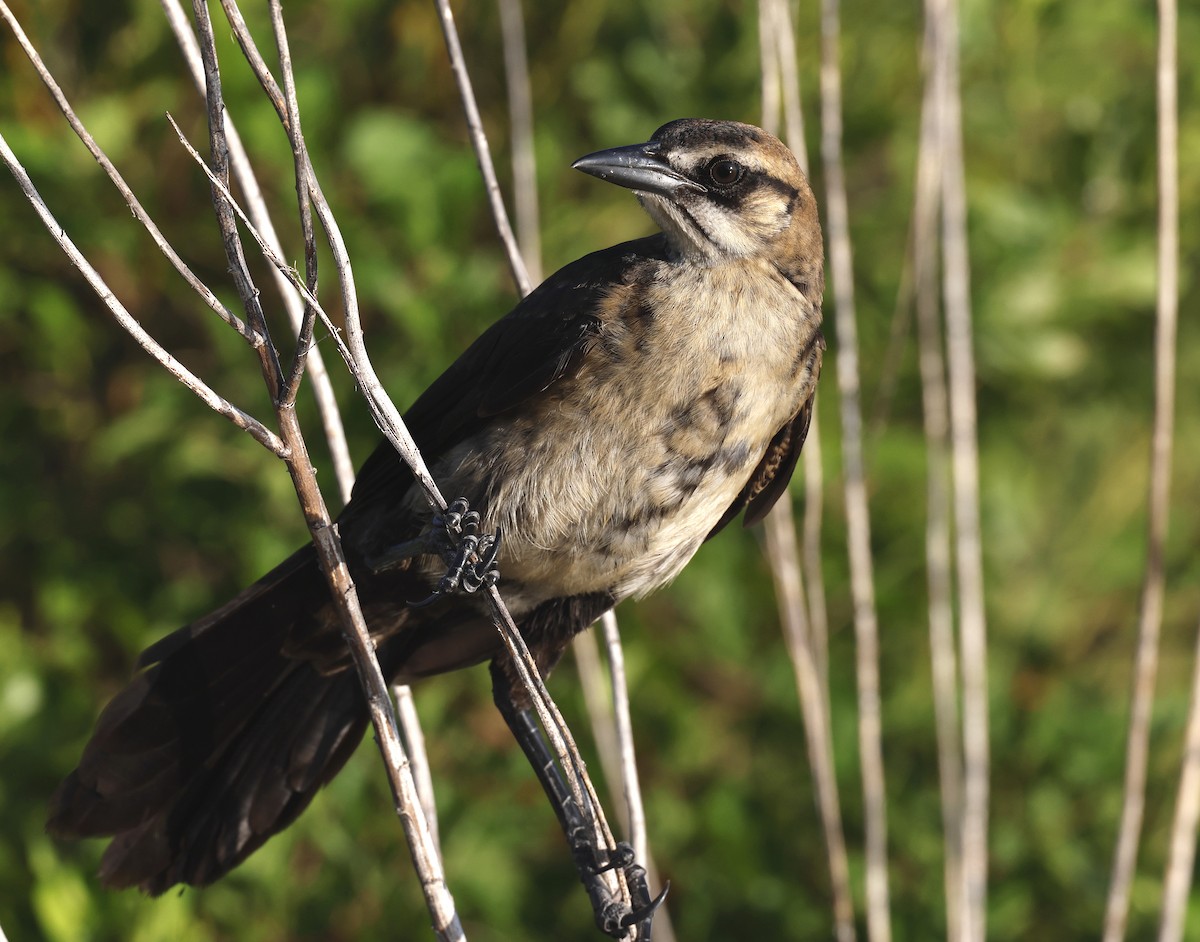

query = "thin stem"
(820, 0), (892, 938)
(268, 0), (320, 410)
(1104, 0), (1179, 934)
(760, 5), (854, 938)
(915, 4), (964, 935)
(572, 611), (676, 942)
(428, 0), (641, 919)
(483, 584), (626, 908)
(802, 409), (831, 688)
(433, 0), (531, 297)
(496, 0), (541, 284)
(600, 612), (646, 866)
(774, 0), (809, 177)
(932, 0), (990, 936)
(764, 502), (858, 942)
(158, 0), (356, 503)
(279, 408), (465, 939)
(758, 0), (782, 136)
(0, 0), (253, 344)
(773, 0), (830, 695)
(395, 685), (442, 856)
(1152, 9), (1183, 942)
(190, 0), (284, 401)
(0, 130), (285, 456)
(188, 3), (462, 930)
(1158, 617), (1198, 942)
(573, 629), (627, 833)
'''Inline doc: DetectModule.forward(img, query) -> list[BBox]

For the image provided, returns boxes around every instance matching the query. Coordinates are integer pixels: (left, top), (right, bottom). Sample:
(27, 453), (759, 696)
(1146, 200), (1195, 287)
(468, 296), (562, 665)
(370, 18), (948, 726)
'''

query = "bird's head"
(573, 119), (822, 285)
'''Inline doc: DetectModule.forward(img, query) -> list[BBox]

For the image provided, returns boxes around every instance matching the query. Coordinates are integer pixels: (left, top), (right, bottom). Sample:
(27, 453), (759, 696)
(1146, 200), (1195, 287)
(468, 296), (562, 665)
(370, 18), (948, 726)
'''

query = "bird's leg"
(491, 663), (668, 939)
(368, 498), (501, 603)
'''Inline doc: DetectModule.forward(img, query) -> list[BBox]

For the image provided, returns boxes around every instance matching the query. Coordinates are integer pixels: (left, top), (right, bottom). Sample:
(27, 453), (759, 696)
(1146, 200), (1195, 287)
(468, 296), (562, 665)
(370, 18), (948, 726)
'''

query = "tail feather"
(112, 658), (370, 893)
(48, 545), (375, 893)
(48, 540), (515, 894)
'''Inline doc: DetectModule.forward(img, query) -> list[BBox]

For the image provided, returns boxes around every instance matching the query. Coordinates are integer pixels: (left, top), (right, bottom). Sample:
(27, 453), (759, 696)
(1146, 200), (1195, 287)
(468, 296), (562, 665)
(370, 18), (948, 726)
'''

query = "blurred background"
(1, 0), (1198, 938)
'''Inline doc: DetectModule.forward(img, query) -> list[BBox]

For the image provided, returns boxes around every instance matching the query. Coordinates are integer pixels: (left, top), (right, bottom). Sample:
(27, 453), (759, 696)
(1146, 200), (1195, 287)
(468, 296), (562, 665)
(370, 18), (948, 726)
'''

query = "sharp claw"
(405, 498), (502, 604)
(620, 879), (670, 932)
(481, 526), (503, 568)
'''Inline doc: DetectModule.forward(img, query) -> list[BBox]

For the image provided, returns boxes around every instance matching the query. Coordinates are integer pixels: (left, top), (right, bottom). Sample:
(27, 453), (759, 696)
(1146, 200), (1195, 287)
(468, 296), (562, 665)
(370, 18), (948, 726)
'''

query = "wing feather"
(347, 236), (668, 512)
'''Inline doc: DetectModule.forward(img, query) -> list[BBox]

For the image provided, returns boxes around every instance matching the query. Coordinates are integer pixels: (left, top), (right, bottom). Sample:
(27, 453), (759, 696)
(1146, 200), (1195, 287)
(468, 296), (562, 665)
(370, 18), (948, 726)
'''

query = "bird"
(48, 118), (825, 923)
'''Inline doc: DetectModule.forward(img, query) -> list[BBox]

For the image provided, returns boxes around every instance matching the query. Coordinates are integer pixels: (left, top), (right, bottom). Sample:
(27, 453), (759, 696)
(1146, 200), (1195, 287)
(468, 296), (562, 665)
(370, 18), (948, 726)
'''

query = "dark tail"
(47, 546), (373, 894)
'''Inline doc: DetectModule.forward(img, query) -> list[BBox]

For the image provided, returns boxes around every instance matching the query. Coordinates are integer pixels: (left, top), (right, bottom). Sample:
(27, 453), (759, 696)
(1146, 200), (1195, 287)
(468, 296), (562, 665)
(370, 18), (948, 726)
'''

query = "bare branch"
(496, 0), (541, 284)
(427, 0), (642, 919)
(764, 502), (857, 942)
(201, 9), (629, 916)
(266, 0), (320, 409)
(498, 0), (645, 857)
(573, 630), (626, 828)
(218, 0), (289, 121)
(185, 2), (464, 931)
(158, 0), (356, 503)
(801, 412), (831, 686)
(165, 99), (445, 516)
(914, 5), (964, 935)
(0, 0), (253, 344)
(433, 0), (532, 297)
(759, 5), (854, 937)
(189, 0), (284, 401)
(0, 128), (285, 457)
(1152, 10), (1183, 942)
(758, 0), (782, 136)
(573, 626), (677, 942)
(167, 98), (475, 927)
(819, 0), (893, 937)
(929, 1), (990, 936)
(773, 0), (809, 177)
(1159, 616), (1198, 942)
(395, 684), (443, 856)
(773, 0), (830, 694)
(1106, 0), (1179, 935)
(600, 612), (646, 865)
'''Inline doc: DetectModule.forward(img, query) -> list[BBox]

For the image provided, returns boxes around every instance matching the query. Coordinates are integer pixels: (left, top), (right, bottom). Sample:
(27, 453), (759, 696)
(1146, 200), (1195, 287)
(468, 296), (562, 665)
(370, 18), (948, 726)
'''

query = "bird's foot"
(410, 498), (501, 605)
(579, 839), (669, 940)
(500, 698), (668, 939)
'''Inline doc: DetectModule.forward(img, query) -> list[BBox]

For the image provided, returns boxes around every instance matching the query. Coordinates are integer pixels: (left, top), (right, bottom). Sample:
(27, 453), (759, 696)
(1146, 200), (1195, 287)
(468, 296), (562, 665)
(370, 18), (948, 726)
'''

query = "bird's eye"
(707, 158), (744, 187)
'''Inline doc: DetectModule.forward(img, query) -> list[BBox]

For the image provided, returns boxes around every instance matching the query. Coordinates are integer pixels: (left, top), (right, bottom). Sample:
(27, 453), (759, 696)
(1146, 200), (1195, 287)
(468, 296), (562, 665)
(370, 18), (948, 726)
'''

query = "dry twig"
(1105, 0), (1179, 936)
(914, 5), (964, 936)
(758, 4), (855, 938)
(159, 0), (356, 503)
(764, 499), (858, 942)
(819, 0), (893, 937)
(496, 0), (541, 284)
(2, 0), (466, 932)
(0, 129), (284, 455)
(1159, 618), (1198, 942)
(192, 0), (464, 931)
(930, 0), (990, 935)
(434, 0), (531, 297)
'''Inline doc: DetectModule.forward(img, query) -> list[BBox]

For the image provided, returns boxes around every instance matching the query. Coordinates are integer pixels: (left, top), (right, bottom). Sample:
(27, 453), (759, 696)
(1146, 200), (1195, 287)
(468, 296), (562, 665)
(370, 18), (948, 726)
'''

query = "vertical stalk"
(1104, 0), (1179, 935)
(819, 0), (892, 937)
(915, 5), (964, 935)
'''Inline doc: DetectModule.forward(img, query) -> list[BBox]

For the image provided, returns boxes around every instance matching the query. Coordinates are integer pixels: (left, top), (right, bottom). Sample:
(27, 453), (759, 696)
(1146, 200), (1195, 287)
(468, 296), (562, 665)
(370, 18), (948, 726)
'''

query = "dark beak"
(572, 142), (706, 197)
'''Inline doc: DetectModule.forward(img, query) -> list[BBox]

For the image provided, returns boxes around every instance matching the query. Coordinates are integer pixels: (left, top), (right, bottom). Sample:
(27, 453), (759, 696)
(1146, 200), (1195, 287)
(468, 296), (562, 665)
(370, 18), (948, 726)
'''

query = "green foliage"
(2, 0), (1199, 938)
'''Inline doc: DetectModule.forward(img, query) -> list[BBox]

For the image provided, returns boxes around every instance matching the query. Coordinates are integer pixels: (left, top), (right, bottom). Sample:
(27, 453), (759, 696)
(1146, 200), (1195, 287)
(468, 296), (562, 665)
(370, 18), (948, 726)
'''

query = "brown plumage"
(49, 118), (824, 897)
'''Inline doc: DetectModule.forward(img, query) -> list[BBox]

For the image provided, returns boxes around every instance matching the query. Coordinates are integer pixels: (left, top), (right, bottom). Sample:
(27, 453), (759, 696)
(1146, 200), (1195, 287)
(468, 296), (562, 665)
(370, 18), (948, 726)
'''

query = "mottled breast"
(430, 256), (821, 611)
